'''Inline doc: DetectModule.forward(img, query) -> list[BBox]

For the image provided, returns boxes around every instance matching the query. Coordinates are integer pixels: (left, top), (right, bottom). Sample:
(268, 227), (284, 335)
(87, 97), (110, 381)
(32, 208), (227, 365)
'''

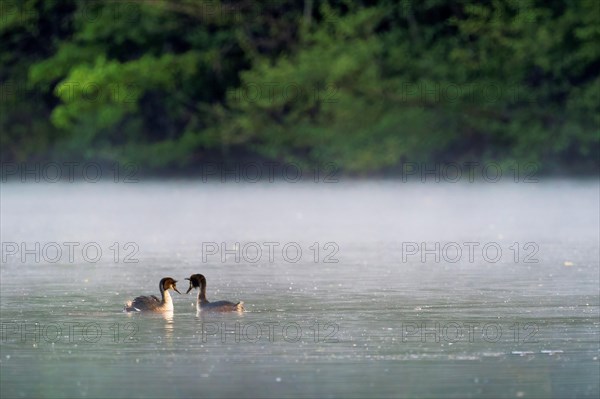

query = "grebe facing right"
(185, 274), (244, 312)
(124, 277), (181, 312)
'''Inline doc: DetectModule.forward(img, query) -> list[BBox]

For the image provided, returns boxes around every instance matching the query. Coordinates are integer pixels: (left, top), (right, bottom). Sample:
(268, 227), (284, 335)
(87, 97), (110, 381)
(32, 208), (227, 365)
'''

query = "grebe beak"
(184, 277), (194, 294)
(172, 282), (182, 294)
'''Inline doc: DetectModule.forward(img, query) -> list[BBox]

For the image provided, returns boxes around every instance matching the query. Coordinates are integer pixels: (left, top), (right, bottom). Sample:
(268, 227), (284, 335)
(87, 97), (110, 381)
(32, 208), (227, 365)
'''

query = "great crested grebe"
(185, 274), (244, 312)
(124, 277), (181, 312)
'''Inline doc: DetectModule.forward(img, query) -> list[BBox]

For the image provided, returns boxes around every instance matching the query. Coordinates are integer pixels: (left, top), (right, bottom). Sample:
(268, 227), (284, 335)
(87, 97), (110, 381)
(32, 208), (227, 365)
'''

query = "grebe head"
(160, 277), (182, 294)
(184, 274), (206, 294)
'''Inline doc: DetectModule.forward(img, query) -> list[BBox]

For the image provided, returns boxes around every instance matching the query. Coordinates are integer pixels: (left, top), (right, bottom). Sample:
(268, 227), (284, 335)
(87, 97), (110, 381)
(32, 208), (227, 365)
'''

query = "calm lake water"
(1, 179), (599, 398)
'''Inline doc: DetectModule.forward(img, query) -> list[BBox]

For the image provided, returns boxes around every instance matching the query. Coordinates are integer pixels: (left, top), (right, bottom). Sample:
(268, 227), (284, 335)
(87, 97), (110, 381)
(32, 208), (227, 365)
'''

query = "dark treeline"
(1, 0), (598, 175)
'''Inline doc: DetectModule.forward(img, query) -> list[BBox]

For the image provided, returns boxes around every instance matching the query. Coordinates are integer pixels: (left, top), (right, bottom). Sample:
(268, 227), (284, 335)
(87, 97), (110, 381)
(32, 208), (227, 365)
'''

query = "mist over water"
(1, 179), (599, 398)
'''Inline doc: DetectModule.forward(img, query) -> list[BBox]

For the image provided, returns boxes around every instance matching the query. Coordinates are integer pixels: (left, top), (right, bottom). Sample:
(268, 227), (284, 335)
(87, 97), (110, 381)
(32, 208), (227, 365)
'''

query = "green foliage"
(1, 0), (598, 173)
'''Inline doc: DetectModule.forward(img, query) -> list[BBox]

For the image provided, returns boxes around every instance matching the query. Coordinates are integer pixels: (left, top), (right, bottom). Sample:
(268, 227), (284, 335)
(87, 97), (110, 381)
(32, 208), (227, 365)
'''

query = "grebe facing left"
(185, 274), (244, 312)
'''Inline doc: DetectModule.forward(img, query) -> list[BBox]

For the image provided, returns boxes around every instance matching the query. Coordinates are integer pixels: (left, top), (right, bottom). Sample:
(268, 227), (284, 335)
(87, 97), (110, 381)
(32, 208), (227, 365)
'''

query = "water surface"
(1, 180), (599, 398)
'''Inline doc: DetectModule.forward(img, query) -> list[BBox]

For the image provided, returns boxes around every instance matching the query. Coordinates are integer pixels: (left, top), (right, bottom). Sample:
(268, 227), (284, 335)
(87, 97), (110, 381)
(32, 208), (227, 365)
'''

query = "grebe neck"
(199, 282), (209, 304)
(159, 282), (173, 306)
